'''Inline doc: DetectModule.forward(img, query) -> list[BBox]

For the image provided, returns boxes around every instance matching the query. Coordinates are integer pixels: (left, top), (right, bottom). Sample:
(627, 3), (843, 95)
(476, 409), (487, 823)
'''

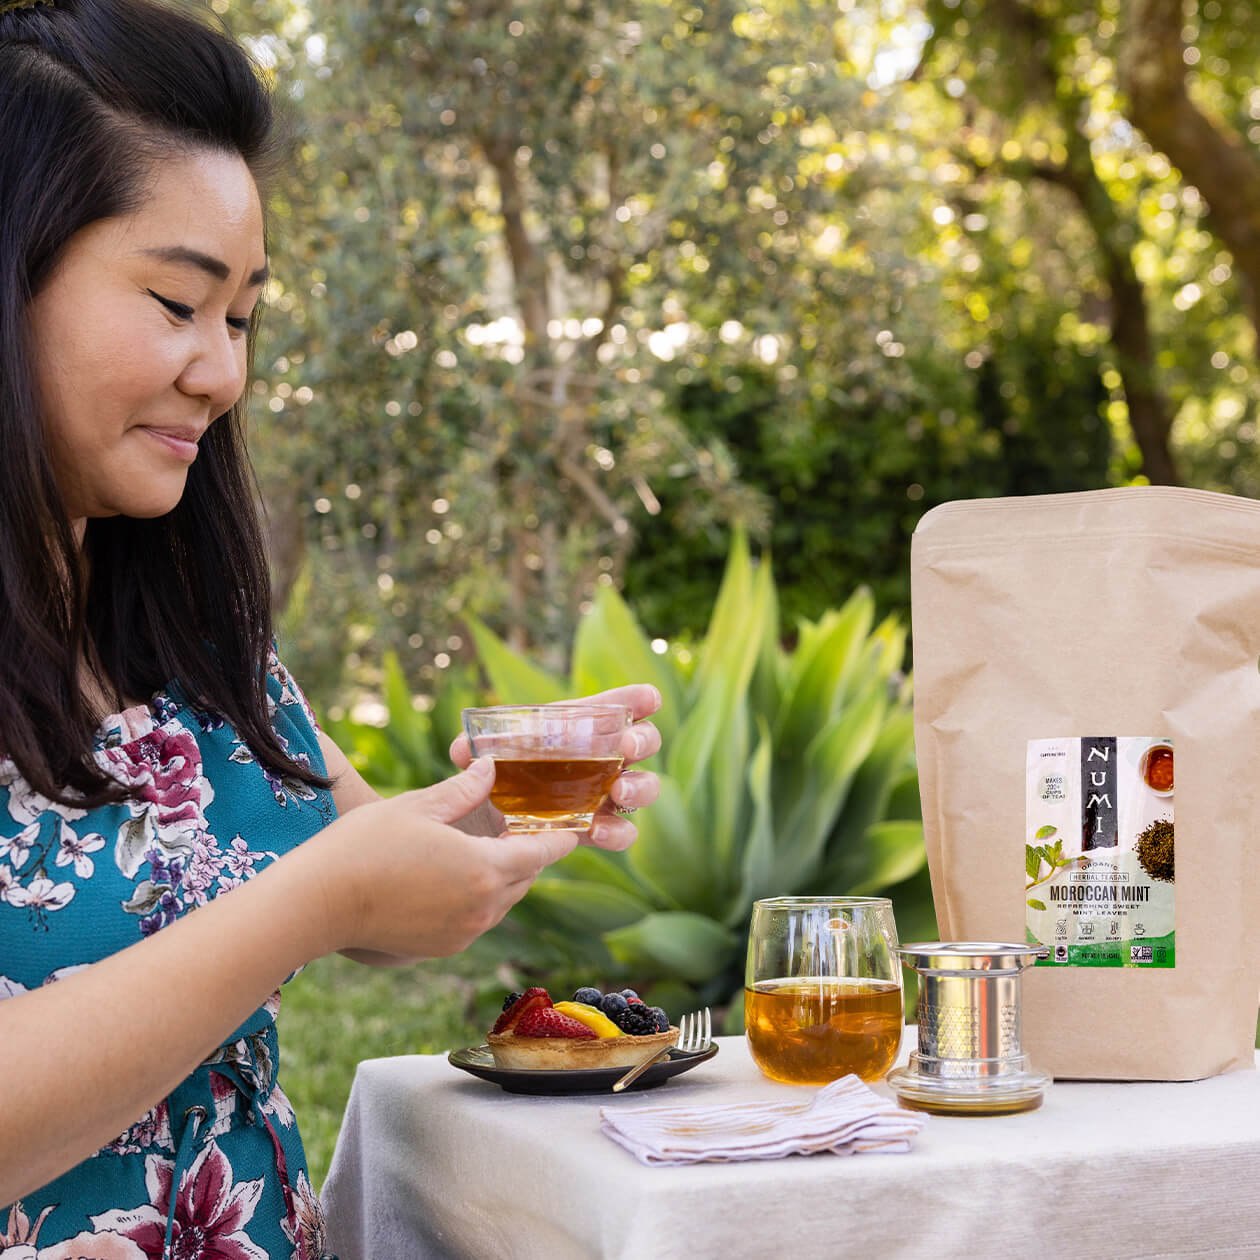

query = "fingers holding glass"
(585, 769), (658, 847)
(620, 718), (661, 767)
(606, 769), (658, 815)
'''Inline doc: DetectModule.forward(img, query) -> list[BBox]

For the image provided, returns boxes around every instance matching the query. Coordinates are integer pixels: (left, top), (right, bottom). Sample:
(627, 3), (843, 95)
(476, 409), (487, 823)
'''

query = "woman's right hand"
(302, 756), (577, 963)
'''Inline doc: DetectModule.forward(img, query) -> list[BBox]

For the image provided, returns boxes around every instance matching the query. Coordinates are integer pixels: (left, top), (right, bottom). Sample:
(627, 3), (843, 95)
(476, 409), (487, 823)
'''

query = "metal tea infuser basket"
(886, 942), (1051, 1115)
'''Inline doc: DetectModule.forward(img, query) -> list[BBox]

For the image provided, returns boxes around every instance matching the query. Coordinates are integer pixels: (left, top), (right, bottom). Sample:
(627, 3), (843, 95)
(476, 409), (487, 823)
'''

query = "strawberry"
(491, 987), (551, 1035)
(515, 1007), (598, 1039)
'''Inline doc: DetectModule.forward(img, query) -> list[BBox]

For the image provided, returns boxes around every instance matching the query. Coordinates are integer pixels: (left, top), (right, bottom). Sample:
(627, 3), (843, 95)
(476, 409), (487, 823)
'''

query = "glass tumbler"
(744, 896), (903, 1084)
(461, 704), (632, 832)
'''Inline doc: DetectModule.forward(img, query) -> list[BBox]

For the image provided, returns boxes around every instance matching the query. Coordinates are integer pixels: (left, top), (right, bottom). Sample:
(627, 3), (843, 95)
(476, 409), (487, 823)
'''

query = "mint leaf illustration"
(1027, 898), (1047, 911)
(1026, 839), (1089, 895)
(1035, 825), (1057, 840)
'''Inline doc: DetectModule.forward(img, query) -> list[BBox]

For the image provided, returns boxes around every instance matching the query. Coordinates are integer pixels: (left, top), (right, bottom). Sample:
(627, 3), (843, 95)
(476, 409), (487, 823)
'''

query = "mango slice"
(552, 1001), (625, 1038)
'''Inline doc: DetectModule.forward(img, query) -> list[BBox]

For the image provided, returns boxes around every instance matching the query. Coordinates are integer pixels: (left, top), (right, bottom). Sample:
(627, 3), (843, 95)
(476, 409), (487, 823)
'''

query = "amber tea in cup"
(461, 704), (631, 832)
(745, 896), (902, 1084)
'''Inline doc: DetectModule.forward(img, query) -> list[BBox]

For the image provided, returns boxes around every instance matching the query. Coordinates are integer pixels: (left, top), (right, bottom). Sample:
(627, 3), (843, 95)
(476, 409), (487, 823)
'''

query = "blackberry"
(601, 992), (629, 1017)
(502, 992), (523, 1011)
(572, 986), (604, 1008)
(647, 1006), (670, 1033)
(616, 1004), (659, 1036)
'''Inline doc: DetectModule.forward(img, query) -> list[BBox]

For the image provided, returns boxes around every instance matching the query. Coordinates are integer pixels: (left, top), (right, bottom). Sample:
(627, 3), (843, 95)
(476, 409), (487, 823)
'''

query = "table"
(320, 1033), (1260, 1260)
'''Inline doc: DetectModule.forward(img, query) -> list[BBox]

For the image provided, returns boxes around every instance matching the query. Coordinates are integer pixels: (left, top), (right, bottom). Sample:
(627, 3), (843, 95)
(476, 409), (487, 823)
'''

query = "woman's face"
(29, 149), (267, 524)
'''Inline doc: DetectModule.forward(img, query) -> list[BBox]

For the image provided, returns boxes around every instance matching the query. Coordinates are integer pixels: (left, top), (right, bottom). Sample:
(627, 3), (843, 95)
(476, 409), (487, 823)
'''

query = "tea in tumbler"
(745, 896), (902, 1084)
(744, 977), (903, 1084)
(487, 756), (623, 823)
(461, 704), (631, 831)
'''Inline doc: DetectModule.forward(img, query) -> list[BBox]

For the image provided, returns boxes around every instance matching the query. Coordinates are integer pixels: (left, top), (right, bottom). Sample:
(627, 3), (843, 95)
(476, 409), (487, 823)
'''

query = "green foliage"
(624, 334), (1112, 635)
(227, 0), (1260, 710)
(321, 651), (477, 794)
(472, 530), (934, 1007)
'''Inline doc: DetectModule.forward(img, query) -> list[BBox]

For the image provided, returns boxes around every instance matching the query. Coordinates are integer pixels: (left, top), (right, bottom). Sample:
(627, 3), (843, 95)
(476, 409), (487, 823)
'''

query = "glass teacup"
(744, 896), (903, 1084)
(461, 704), (632, 832)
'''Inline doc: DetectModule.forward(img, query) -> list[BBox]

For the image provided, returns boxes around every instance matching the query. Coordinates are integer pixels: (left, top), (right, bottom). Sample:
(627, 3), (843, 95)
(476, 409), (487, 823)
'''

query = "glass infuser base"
(887, 1052), (1050, 1117)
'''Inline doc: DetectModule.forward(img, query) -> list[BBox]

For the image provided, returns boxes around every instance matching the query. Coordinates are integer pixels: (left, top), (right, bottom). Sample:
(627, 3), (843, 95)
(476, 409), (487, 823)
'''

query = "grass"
(276, 951), (509, 1188)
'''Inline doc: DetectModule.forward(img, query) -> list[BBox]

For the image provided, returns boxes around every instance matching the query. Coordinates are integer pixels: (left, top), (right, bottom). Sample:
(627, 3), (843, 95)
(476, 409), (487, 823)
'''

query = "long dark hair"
(0, 0), (331, 806)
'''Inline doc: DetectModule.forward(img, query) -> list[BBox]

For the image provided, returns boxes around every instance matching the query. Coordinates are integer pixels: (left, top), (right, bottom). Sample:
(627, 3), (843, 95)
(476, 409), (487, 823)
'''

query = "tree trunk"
(1104, 254), (1180, 485)
(1029, 155), (1180, 485)
(481, 134), (552, 652)
(984, 1), (1180, 482)
(481, 136), (550, 349)
(1119, 0), (1260, 345)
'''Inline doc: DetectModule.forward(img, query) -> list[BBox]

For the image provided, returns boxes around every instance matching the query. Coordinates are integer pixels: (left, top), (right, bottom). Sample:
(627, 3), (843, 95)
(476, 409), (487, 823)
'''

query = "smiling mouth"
(142, 428), (201, 461)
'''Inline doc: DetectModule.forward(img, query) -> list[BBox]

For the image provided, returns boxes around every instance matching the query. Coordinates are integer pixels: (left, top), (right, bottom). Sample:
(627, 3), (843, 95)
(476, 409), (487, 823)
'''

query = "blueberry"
(620, 988), (640, 1001)
(647, 1006), (670, 1033)
(572, 986), (603, 1008)
(601, 992), (629, 1016)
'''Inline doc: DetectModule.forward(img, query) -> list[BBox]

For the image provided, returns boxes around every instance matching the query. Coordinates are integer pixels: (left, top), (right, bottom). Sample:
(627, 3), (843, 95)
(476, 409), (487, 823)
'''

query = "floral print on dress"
(280, 1173), (327, 1260)
(100, 726), (214, 884)
(55, 830), (105, 879)
(0, 1202), (54, 1251)
(0, 650), (336, 1257)
(0, 765), (89, 927)
(93, 1142), (266, 1260)
(0, 1203), (148, 1259)
(100, 1102), (175, 1160)
(227, 734), (319, 809)
(266, 653), (322, 736)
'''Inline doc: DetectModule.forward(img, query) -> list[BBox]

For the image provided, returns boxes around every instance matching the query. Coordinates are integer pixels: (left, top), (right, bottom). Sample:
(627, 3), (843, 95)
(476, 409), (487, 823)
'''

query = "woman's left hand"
(449, 684), (663, 851)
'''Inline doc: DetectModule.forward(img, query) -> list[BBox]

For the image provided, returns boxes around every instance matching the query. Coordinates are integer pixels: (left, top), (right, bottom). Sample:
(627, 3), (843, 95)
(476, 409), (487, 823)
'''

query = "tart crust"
(486, 1026), (678, 1071)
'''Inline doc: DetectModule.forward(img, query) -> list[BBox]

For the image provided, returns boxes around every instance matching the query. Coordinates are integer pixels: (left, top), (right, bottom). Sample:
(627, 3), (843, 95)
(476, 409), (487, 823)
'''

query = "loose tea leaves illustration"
(1135, 819), (1174, 883)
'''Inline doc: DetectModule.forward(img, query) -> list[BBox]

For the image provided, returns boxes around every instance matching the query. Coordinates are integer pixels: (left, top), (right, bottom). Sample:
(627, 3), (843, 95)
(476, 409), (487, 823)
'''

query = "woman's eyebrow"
(140, 245), (269, 287)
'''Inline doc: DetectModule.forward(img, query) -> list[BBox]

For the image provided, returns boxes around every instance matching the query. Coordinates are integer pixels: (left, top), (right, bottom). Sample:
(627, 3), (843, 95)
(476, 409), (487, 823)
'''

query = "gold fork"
(611, 1007), (711, 1093)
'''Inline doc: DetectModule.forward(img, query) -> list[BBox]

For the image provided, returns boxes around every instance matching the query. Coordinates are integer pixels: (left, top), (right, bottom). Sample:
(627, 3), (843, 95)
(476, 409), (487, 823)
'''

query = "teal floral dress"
(0, 650), (337, 1260)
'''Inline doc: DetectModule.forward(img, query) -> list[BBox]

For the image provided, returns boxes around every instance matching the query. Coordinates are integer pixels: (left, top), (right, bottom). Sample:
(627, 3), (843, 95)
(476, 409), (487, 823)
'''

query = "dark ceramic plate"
(447, 1042), (719, 1095)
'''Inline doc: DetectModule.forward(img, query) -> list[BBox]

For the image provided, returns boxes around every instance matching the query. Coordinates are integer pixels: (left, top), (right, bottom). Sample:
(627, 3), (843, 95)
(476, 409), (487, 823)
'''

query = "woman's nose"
(177, 325), (248, 414)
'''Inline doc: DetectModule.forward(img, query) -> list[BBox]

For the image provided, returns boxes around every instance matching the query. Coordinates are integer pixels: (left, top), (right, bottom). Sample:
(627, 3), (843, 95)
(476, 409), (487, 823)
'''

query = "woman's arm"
(0, 833), (332, 1206)
(0, 764), (577, 1207)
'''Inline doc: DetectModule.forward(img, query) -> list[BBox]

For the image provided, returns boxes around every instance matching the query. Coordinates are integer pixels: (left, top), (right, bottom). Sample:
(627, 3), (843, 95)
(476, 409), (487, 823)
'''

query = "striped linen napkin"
(599, 1075), (927, 1166)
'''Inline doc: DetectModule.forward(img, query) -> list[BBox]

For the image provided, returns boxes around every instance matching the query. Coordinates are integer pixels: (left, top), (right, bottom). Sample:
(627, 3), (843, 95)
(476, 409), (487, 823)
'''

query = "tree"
(222, 0), (1259, 699)
(1119, 0), (1260, 344)
(916, 0), (1180, 482)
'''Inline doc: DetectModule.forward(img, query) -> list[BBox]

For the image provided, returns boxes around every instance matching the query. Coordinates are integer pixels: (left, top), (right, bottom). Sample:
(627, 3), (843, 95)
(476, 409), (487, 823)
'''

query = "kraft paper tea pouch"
(911, 487), (1260, 1080)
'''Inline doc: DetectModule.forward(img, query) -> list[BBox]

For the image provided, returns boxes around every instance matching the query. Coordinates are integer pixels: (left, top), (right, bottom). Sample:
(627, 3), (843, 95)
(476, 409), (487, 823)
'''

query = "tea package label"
(1025, 737), (1175, 967)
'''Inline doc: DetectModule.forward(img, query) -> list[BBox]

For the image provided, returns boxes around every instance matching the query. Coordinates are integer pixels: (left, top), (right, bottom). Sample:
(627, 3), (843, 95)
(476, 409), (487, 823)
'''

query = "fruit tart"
(486, 986), (678, 1070)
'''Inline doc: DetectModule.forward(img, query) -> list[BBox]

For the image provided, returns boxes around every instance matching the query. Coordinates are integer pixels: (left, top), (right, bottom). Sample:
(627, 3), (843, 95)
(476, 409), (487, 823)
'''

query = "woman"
(0, 0), (661, 1255)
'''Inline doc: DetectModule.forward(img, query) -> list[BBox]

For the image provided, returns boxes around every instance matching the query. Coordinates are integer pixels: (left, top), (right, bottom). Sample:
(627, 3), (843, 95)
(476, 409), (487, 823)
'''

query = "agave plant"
(465, 532), (936, 1016)
(322, 653), (479, 797)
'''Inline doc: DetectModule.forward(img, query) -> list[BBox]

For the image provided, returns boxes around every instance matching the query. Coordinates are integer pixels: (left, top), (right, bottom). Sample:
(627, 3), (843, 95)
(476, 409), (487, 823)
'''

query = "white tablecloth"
(320, 1033), (1260, 1260)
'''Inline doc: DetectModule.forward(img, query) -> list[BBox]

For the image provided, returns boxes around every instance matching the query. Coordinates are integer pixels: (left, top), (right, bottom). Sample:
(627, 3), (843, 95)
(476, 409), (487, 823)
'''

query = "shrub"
(466, 532), (936, 1018)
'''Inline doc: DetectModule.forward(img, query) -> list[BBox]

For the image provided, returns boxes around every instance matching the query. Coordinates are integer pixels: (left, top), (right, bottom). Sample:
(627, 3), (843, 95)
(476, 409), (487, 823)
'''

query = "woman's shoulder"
(264, 643), (323, 737)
